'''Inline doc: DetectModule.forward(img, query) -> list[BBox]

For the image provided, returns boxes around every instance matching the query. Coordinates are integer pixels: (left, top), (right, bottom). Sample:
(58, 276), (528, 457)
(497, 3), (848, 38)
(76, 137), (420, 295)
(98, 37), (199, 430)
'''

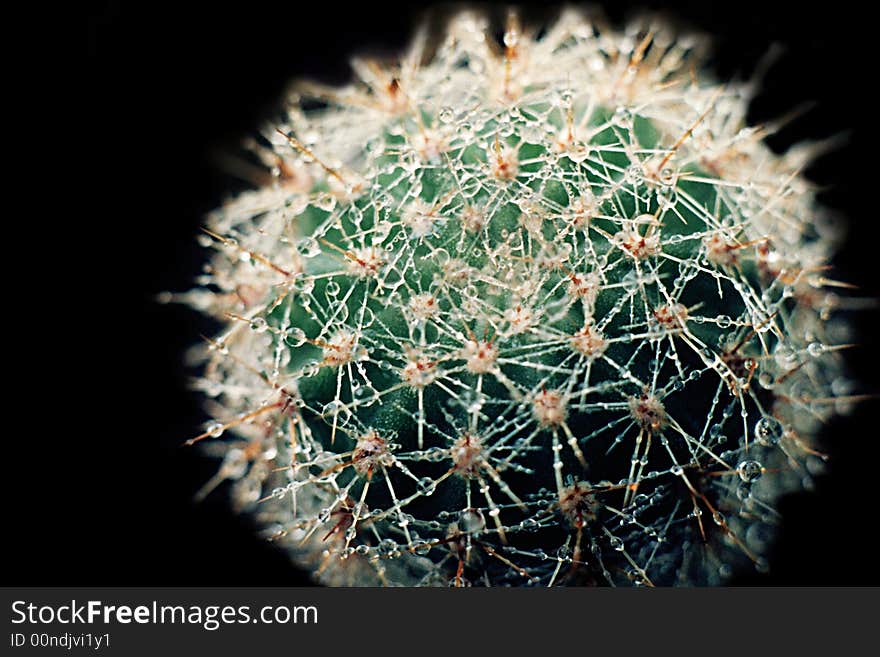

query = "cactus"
(172, 9), (860, 586)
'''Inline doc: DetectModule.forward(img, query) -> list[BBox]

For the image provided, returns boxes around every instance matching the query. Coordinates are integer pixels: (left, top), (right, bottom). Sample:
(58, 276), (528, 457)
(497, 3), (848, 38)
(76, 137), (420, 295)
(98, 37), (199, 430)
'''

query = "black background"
(65, 0), (879, 586)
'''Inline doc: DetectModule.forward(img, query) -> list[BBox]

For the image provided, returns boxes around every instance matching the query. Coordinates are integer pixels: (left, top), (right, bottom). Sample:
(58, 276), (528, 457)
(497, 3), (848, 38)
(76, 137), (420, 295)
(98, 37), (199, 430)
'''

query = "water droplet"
(625, 164), (643, 184)
(521, 518), (539, 533)
(613, 106), (633, 129)
(416, 477), (436, 496)
(754, 416), (784, 446)
(467, 56), (485, 74)
(322, 401), (341, 417)
(737, 459), (763, 482)
(222, 448), (248, 478)
(285, 327), (306, 347)
(458, 509), (485, 534)
(656, 187), (678, 209)
(377, 538), (398, 558)
(314, 194), (336, 212)
(296, 237), (321, 258)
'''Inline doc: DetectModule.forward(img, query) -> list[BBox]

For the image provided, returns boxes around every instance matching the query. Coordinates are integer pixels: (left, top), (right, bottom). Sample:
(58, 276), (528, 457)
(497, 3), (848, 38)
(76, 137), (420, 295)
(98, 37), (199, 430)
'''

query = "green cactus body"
(178, 10), (852, 586)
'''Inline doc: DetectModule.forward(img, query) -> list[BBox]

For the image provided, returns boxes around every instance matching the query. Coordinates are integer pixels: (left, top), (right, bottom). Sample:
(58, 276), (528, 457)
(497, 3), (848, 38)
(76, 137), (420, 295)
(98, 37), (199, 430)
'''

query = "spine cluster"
(174, 9), (859, 586)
